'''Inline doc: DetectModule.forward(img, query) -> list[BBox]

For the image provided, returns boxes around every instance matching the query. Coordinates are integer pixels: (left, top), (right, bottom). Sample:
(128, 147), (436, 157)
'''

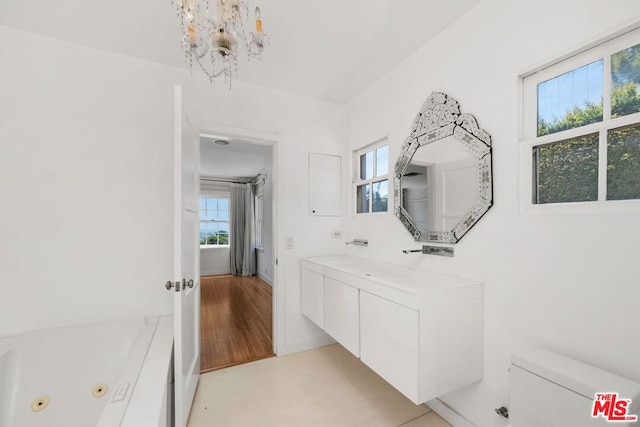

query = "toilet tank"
(509, 348), (640, 427)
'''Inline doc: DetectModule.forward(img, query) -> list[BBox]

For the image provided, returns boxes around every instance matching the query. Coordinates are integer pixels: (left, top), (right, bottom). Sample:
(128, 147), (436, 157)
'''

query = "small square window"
(611, 42), (640, 118)
(360, 151), (373, 180)
(354, 139), (389, 214)
(607, 123), (640, 200)
(376, 146), (389, 176)
(356, 184), (370, 213)
(372, 180), (388, 212)
(533, 133), (599, 204)
(537, 60), (603, 137)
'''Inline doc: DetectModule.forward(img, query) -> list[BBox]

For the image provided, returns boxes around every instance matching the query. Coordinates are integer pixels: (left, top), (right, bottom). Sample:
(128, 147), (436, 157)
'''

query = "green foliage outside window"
(612, 43), (640, 117)
(200, 232), (229, 245)
(534, 134), (599, 204)
(608, 124), (640, 200)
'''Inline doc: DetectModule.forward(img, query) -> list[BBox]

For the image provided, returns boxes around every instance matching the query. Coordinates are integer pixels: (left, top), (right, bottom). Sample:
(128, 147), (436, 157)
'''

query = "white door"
(173, 85), (200, 427)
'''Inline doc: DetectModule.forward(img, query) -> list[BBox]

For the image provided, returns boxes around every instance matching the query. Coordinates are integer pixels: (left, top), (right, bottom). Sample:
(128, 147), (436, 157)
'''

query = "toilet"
(508, 348), (640, 426)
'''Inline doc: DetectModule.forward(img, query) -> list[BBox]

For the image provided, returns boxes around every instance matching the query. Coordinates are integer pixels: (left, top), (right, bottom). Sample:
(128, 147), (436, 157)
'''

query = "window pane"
(218, 198), (229, 210)
(533, 133), (599, 204)
(356, 184), (370, 213)
(218, 222), (229, 245)
(611, 43), (640, 118)
(207, 198), (217, 210)
(218, 210), (229, 221)
(200, 222), (207, 244)
(200, 198), (206, 210)
(205, 223), (217, 245)
(360, 151), (373, 180)
(537, 60), (603, 136)
(372, 180), (388, 212)
(376, 145), (389, 177)
(607, 123), (640, 200)
(206, 210), (218, 221)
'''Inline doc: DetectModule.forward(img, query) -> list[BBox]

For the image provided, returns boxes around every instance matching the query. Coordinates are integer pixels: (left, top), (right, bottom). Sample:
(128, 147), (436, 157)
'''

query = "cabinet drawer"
(301, 268), (324, 328)
(324, 277), (359, 357)
(359, 291), (419, 403)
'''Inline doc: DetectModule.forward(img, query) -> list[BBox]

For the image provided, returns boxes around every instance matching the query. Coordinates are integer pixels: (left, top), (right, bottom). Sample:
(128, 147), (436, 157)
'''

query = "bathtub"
(0, 316), (174, 427)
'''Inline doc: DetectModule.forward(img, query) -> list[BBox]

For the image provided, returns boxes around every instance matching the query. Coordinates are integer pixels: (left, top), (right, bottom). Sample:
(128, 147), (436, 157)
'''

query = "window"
(354, 139), (389, 214)
(521, 27), (640, 209)
(200, 197), (229, 246)
(255, 187), (264, 250)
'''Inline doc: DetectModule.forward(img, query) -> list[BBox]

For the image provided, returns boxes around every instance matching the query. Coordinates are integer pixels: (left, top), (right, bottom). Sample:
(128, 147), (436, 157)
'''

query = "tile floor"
(187, 344), (451, 427)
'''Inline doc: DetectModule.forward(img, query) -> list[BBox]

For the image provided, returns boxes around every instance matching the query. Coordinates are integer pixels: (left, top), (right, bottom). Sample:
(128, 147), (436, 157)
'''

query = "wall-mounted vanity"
(300, 255), (483, 404)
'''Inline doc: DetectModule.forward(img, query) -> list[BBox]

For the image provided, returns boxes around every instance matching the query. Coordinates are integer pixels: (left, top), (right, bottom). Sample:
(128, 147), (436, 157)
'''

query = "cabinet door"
(301, 268), (324, 328)
(309, 153), (341, 216)
(324, 277), (359, 357)
(360, 291), (420, 403)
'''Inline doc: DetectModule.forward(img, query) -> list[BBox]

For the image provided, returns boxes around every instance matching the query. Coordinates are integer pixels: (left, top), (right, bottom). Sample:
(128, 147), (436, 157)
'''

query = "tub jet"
(92, 383), (108, 398)
(31, 396), (49, 412)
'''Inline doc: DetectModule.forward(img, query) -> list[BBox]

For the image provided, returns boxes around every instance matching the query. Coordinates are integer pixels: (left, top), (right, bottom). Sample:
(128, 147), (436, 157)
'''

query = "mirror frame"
(394, 92), (493, 243)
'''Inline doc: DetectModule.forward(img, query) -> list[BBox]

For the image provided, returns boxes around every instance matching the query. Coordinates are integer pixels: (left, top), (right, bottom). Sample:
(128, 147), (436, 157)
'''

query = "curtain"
(229, 183), (256, 276)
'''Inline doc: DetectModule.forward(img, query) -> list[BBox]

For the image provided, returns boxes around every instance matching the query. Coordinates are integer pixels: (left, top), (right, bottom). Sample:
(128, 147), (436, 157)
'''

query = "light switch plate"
(286, 237), (294, 249)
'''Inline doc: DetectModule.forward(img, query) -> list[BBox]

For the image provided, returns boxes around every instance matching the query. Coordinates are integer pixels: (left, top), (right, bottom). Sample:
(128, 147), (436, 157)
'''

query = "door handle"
(165, 280), (181, 292)
(182, 278), (194, 290)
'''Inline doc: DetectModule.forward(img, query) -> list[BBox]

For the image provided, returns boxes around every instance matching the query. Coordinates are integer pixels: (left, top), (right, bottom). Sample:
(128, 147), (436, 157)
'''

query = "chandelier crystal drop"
(174, 0), (269, 88)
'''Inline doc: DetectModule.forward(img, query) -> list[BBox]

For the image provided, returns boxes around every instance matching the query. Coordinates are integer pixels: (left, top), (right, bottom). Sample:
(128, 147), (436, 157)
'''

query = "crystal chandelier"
(174, 0), (269, 87)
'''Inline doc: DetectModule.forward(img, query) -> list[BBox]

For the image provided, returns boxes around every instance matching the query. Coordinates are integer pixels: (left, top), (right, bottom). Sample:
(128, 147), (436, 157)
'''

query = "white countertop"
(301, 255), (483, 310)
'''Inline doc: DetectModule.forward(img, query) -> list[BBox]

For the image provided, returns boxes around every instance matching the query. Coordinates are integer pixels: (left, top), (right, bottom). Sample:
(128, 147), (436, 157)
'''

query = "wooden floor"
(200, 275), (274, 373)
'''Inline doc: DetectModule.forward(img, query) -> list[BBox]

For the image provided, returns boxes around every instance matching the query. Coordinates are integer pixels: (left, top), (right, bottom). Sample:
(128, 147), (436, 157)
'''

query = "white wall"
(0, 25), (345, 356)
(0, 26), (176, 335)
(345, 1), (640, 426)
(200, 247), (231, 276)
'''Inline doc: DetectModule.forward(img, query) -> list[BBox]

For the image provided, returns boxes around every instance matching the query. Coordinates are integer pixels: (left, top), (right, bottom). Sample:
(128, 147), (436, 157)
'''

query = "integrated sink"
(301, 255), (482, 309)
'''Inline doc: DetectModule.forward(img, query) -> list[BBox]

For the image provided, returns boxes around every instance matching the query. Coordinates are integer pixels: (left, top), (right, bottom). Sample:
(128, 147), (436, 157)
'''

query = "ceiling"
(200, 137), (272, 178)
(0, 0), (481, 104)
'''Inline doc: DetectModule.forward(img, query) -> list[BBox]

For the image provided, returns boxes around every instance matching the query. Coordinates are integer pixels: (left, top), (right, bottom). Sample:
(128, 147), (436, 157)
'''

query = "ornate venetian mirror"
(394, 92), (493, 243)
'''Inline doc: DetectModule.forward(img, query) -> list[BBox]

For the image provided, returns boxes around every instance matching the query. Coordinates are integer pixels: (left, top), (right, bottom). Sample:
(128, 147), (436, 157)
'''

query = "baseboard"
(200, 269), (230, 276)
(257, 273), (273, 286)
(275, 335), (335, 357)
(426, 398), (476, 427)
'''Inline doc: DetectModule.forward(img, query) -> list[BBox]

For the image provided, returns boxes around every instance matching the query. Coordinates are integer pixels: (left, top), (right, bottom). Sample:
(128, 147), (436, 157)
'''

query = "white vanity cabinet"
(324, 277), (359, 357)
(360, 290), (484, 403)
(301, 267), (324, 328)
(360, 291), (419, 401)
(300, 255), (484, 405)
(301, 265), (360, 357)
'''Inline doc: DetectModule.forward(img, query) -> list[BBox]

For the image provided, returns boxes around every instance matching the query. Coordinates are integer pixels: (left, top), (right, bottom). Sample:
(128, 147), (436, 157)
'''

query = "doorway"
(198, 134), (276, 372)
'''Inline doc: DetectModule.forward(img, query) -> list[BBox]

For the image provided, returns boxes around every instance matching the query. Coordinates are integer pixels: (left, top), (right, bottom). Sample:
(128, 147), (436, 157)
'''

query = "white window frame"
(199, 195), (230, 248)
(353, 138), (389, 215)
(519, 26), (640, 215)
